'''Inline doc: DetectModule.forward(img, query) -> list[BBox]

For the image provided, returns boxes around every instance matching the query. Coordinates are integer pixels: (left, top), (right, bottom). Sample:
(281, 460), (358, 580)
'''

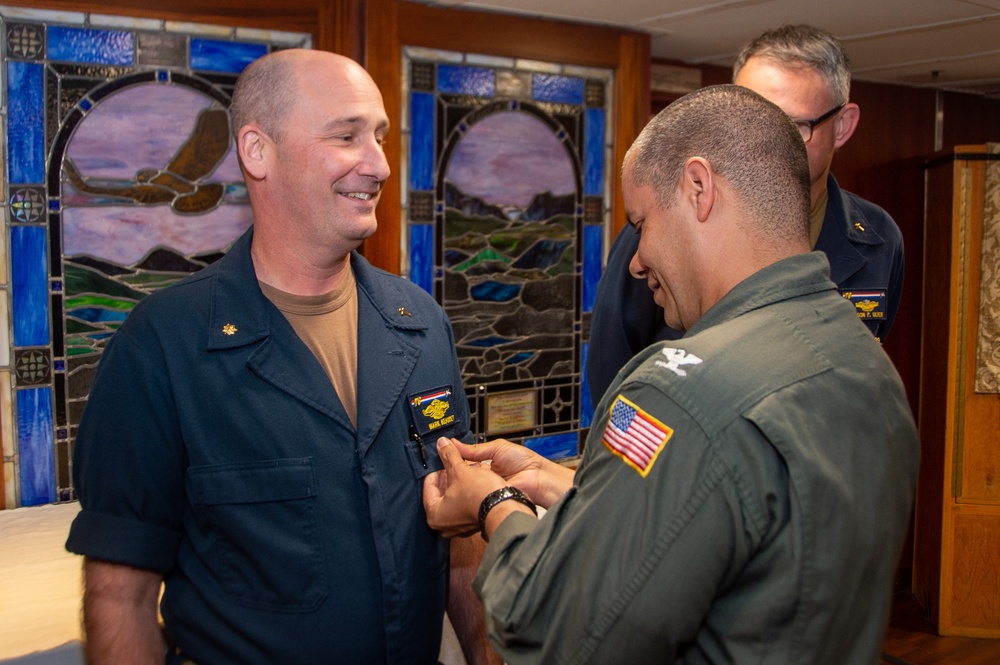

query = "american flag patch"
(602, 396), (673, 476)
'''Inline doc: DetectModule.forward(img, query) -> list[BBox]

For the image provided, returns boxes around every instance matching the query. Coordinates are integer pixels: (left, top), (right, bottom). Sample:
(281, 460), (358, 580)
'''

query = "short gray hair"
(626, 84), (810, 243)
(733, 24), (851, 105)
(230, 49), (300, 144)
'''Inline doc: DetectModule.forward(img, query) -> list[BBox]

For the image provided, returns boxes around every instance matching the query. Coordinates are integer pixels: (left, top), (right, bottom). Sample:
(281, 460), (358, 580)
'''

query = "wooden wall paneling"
(954, 160), (1000, 507)
(362, 0), (401, 273)
(332, 0), (364, 63)
(916, 146), (1000, 637)
(950, 509), (1000, 635)
(612, 33), (651, 238)
(941, 92), (1000, 149)
(838, 81), (937, 419)
(939, 152), (979, 636)
(362, 0), (650, 271)
(913, 151), (958, 629)
(961, 390), (1000, 502)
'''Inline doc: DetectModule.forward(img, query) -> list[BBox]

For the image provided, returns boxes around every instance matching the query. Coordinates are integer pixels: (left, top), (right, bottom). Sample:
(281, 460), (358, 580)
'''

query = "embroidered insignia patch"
(842, 290), (886, 321)
(655, 347), (702, 377)
(408, 386), (456, 437)
(602, 395), (673, 477)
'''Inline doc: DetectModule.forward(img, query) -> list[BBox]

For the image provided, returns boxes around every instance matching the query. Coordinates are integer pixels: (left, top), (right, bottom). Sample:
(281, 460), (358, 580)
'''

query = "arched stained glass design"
(403, 48), (613, 462)
(0, 5), (311, 507)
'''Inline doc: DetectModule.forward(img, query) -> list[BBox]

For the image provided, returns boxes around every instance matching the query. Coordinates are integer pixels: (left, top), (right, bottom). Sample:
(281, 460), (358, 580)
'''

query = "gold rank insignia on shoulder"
(398, 307), (412, 317)
(222, 323), (238, 335)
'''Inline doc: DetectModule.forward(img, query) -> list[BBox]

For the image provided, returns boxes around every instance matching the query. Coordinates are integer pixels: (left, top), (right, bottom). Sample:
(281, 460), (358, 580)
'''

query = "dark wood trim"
(925, 152), (1000, 170)
(363, 0), (402, 272)
(613, 33), (651, 238)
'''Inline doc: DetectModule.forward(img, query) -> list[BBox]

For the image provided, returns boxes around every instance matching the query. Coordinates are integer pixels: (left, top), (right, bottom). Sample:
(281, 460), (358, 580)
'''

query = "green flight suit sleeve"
(472, 379), (781, 664)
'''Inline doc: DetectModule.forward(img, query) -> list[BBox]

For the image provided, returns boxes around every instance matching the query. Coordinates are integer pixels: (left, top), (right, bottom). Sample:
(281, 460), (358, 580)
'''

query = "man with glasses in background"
(587, 24), (905, 404)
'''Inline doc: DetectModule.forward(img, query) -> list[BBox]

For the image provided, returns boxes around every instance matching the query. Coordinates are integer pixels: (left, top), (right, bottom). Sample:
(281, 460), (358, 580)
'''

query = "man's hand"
(423, 438), (508, 538)
(452, 438), (575, 509)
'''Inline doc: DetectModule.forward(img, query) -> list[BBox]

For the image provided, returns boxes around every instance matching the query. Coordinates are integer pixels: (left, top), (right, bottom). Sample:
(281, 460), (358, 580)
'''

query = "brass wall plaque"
(486, 389), (537, 434)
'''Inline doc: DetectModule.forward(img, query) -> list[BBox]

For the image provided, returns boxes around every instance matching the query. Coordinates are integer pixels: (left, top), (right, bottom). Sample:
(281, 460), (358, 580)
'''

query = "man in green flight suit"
(422, 84), (919, 665)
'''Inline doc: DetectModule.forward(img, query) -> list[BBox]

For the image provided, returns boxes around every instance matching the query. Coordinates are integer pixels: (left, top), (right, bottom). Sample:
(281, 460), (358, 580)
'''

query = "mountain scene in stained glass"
(443, 109), (578, 384)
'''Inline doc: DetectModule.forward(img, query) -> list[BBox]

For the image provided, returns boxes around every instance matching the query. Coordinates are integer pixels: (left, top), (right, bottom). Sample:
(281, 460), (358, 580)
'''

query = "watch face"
(479, 486), (536, 524)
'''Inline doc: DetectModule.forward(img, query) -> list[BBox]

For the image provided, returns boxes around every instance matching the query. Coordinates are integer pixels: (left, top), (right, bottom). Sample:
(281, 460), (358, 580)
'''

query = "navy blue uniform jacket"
(67, 227), (470, 664)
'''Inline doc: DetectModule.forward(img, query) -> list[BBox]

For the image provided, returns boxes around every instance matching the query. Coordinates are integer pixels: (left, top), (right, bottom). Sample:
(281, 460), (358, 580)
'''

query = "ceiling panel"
(645, 0), (993, 61)
(408, 0), (1000, 97)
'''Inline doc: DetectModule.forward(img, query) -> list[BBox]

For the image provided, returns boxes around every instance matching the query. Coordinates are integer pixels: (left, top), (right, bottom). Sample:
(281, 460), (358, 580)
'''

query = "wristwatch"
(478, 486), (537, 541)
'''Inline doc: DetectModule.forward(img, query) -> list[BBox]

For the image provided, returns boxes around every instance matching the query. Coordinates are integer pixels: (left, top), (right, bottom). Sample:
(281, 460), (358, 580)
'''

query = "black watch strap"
(478, 486), (537, 541)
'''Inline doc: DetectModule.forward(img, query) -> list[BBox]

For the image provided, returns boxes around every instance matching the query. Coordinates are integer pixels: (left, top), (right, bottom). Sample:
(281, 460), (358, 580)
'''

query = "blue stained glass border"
(17, 387), (55, 506)
(6, 61), (45, 184)
(582, 224), (603, 313)
(584, 108), (605, 196)
(532, 74), (584, 104)
(409, 224), (434, 295)
(438, 64), (495, 97)
(580, 341), (594, 428)
(191, 39), (268, 74)
(48, 26), (134, 66)
(523, 431), (579, 461)
(11, 226), (50, 347)
(410, 92), (435, 190)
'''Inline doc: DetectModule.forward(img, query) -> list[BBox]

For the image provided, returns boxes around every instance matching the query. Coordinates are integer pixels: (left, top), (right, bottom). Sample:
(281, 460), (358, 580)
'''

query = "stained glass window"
(0, 5), (310, 507)
(403, 48), (613, 461)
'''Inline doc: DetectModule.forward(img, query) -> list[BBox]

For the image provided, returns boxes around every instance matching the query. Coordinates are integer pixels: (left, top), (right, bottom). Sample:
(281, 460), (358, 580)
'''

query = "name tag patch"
(408, 386), (456, 437)
(842, 289), (886, 320)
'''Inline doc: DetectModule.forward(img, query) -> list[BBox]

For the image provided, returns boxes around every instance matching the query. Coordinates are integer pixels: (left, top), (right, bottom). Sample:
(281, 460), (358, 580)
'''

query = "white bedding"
(0, 502), (467, 664)
(0, 503), (83, 663)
